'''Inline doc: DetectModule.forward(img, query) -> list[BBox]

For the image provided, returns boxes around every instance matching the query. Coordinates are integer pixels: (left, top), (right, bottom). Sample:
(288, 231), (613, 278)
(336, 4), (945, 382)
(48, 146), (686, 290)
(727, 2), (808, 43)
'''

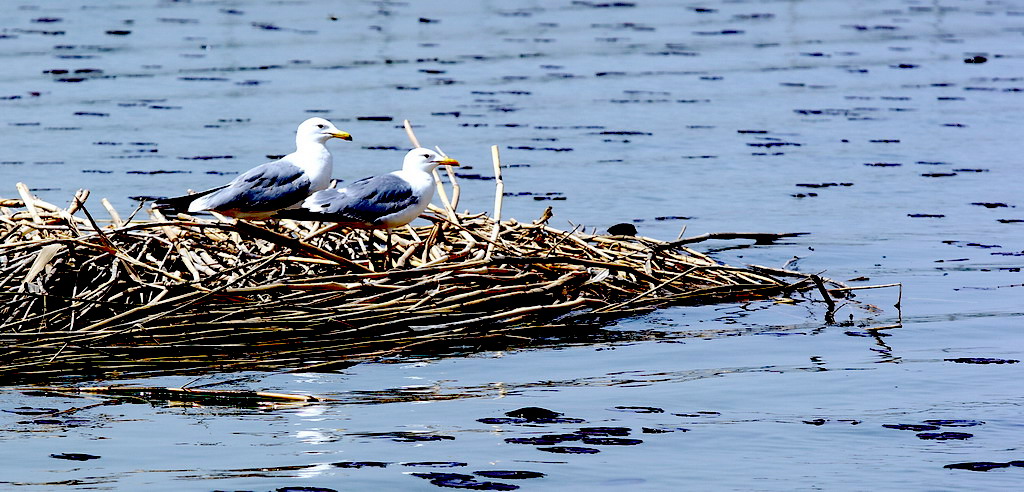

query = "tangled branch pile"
(0, 178), (823, 383)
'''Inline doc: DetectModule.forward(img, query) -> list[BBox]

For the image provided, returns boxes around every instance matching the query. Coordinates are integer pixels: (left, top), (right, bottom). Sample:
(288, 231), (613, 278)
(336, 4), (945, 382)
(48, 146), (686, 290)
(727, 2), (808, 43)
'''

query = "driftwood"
(16, 383), (322, 413)
(33, 385), (321, 405)
(0, 138), (855, 383)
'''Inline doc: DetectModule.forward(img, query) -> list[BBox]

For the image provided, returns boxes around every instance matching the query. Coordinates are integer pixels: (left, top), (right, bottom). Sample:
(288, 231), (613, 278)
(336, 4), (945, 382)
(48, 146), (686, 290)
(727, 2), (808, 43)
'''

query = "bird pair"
(153, 117), (460, 230)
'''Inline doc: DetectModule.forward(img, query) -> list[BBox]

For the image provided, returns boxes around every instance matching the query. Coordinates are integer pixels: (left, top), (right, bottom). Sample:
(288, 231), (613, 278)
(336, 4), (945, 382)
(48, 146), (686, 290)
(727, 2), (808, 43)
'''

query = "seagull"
(279, 148), (459, 268)
(152, 117), (352, 219)
(282, 147), (460, 229)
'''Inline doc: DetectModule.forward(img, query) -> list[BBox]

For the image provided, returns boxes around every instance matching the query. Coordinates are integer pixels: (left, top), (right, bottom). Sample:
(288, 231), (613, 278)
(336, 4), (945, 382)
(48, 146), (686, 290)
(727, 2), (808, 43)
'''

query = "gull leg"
(385, 229), (393, 269)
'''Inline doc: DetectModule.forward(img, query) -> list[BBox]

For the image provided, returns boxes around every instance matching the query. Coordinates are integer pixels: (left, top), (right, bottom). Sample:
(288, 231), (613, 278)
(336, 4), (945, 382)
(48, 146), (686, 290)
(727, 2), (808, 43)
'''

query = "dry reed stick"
(486, 145), (504, 260)
(404, 119), (458, 224)
(435, 145), (462, 212)
(15, 183), (43, 225)
(101, 198), (124, 227)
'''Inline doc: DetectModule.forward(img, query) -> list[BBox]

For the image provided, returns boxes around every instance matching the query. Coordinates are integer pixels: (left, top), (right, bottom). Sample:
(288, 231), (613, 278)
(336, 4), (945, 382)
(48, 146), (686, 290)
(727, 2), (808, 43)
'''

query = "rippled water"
(2, 0), (1023, 490)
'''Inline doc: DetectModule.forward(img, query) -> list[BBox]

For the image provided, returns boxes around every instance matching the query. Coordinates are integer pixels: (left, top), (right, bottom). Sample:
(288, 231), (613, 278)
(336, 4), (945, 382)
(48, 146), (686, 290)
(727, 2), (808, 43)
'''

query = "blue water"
(2, 0), (1023, 490)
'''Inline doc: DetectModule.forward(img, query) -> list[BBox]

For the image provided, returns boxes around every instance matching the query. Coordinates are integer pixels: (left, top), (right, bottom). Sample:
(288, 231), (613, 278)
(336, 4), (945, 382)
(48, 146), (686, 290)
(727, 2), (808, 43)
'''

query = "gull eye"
(422, 153), (431, 159)
(316, 124), (326, 129)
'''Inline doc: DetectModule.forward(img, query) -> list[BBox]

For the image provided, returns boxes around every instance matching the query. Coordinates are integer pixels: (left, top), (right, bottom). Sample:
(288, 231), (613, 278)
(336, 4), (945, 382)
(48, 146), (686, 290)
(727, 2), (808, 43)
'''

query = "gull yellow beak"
(436, 157), (460, 167)
(330, 131), (353, 141)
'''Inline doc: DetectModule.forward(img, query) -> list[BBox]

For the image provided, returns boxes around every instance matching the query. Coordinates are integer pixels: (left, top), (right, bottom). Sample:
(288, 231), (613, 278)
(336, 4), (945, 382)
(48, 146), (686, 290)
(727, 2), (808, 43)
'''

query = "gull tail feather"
(151, 186), (225, 214)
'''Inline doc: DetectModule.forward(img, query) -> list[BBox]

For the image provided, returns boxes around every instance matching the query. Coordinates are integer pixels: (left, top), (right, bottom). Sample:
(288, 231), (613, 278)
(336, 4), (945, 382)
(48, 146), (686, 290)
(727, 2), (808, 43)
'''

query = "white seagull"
(282, 147), (459, 228)
(153, 117), (352, 219)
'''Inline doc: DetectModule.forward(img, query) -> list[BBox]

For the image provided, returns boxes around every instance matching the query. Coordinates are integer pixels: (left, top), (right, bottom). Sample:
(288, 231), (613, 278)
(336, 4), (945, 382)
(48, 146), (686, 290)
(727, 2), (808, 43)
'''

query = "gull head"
(297, 117), (353, 144)
(403, 147), (460, 173)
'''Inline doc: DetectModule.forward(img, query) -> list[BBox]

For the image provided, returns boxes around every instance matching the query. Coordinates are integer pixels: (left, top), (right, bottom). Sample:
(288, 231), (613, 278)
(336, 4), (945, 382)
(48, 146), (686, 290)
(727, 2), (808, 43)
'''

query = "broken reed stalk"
(0, 138), (863, 383)
(810, 274), (837, 324)
(405, 119), (458, 224)
(435, 145), (461, 212)
(16, 182), (43, 225)
(101, 198), (123, 227)
(487, 145), (504, 260)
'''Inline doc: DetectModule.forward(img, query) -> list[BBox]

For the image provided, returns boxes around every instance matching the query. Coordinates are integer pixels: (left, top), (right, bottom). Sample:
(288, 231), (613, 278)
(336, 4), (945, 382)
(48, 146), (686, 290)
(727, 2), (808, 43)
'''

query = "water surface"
(1, 1), (1022, 490)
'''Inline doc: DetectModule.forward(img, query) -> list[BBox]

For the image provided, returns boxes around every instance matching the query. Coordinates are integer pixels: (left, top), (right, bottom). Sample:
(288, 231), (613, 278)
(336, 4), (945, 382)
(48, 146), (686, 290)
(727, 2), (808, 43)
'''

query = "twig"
(79, 203), (143, 283)
(436, 146), (462, 212)
(404, 119), (458, 225)
(594, 268), (694, 313)
(486, 145), (504, 260)
(232, 221), (369, 272)
(659, 231), (809, 250)
(101, 198), (124, 228)
(38, 385), (323, 403)
(15, 182), (43, 225)
(67, 189), (90, 215)
(810, 274), (837, 324)
(403, 119), (421, 148)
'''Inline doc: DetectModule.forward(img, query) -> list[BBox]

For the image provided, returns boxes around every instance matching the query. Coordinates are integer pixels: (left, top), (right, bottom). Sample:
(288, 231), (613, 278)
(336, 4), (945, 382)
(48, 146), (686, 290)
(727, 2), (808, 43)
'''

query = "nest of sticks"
(0, 145), (840, 383)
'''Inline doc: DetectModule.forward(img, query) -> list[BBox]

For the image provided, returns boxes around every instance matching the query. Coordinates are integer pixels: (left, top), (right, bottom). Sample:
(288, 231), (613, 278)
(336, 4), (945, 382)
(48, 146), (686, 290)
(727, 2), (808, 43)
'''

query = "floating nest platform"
(1, 180), (834, 384)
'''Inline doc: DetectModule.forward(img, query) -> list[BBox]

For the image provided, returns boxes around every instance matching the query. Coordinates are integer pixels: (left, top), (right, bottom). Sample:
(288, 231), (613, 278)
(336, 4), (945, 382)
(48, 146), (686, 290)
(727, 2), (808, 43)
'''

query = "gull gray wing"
(190, 159), (312, 215)
(299, 174), (417, 226)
